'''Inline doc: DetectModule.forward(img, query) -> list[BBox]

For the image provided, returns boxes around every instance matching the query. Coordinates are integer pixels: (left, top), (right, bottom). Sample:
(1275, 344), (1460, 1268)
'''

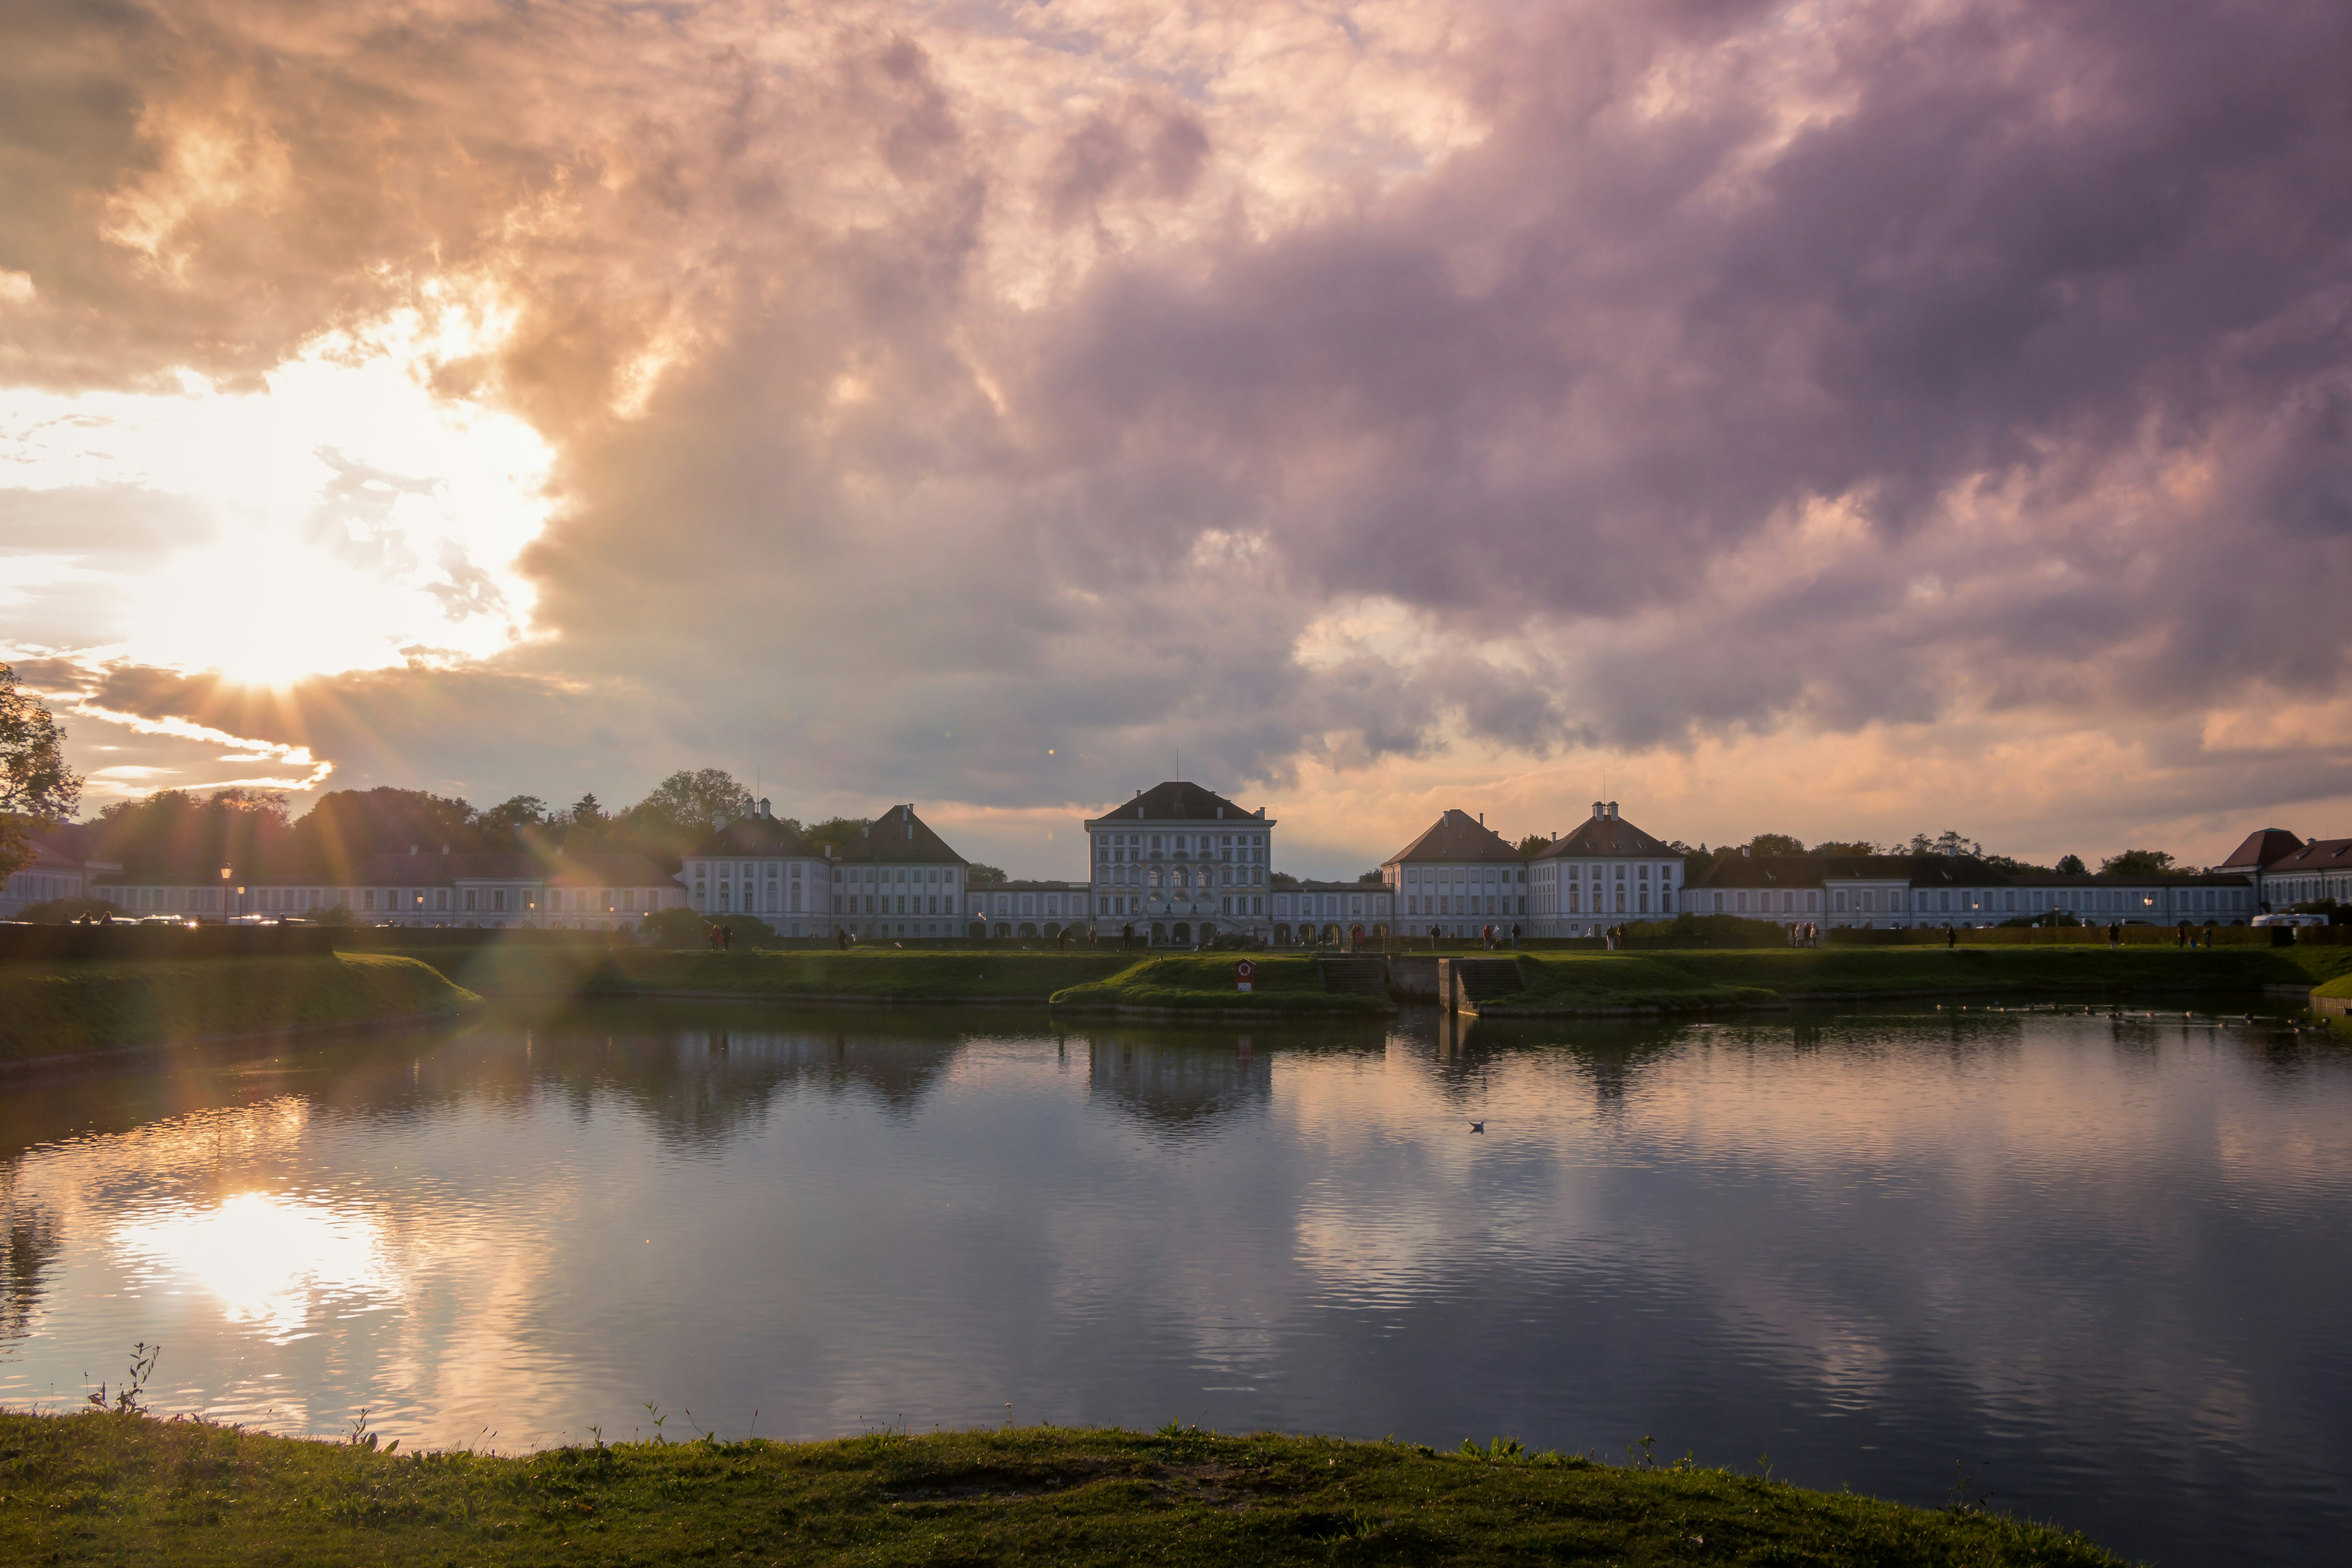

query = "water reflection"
(113, 1190), (394, 1338)
(0, 1000), (2344, 1568)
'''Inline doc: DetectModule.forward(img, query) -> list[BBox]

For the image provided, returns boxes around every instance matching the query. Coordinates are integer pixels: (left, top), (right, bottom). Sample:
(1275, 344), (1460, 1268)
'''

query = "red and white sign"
(1234, 958), (1255, 993)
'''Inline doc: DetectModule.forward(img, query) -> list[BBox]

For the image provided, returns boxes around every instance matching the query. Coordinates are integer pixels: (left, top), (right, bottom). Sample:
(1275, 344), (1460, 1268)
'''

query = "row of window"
(1405, 894), (1532, 916)
(1095, 865), (1264, 888)
(1530, 862), (1674, 884)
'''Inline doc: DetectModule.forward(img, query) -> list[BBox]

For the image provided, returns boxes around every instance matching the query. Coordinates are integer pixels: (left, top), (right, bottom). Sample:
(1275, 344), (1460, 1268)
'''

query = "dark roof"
(687, 814), (818, 858)
(1086, 781), (1264, 825)
(2266, 837), (2352, 872)
(1384, 808), (1522, 865)
(546, 853), (677, 888)
(971, 880), (1085, 892)
(354, 851), (539, 886)
(1695, 853), (2253, 891)
(832, 804), (967, 866)
(2221, 828), (2304, 869)
(1529, 809), (1676, 861)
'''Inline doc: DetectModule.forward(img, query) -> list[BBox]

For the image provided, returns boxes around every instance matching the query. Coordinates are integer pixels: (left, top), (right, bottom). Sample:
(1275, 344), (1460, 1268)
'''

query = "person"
(836, 926), (848, 950)
(1510, 921), (1521, 950)
(1945, 923), (1956, 949)
(2109, 920), (2121, 948)
(1122, 921), (1135, 951)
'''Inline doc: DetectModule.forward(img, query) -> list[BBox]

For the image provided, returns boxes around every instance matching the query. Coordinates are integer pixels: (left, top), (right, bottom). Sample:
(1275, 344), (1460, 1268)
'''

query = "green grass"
(1049, 954), (1392, 1014)
(0, 954), (481, 1064)
(355, 942), (2352, 1021)
(2313, 970), (2352, 1000)
(0, 1411), (2127, 1567)
(382, 946), (1136, 1004)
(1472, 945), (2352, 1016)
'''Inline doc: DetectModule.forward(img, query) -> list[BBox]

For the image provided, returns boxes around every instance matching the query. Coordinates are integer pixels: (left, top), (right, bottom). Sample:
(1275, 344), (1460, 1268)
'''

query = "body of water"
(4, 1000), (2348, 1565)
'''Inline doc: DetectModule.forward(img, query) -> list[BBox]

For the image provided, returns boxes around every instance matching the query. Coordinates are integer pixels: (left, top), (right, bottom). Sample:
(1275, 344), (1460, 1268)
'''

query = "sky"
(2, 0), (2348, 880)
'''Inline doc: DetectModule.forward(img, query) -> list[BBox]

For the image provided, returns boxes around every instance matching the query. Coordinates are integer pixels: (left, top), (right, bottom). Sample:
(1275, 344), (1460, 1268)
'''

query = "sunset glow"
(2, 0), (2346, 871)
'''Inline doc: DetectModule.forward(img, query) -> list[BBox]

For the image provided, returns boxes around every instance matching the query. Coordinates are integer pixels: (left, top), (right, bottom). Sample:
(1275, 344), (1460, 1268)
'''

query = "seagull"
(1469, 1121), (1485, 1133)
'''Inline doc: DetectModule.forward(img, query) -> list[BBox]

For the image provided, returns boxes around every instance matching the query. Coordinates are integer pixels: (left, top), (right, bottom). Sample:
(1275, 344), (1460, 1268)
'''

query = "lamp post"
(219, 866), (232, 924)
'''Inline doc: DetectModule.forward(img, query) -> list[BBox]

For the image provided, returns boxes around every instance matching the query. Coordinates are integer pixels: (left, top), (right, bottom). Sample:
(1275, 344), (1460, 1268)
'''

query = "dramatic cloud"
(2, 0), (2348, 871)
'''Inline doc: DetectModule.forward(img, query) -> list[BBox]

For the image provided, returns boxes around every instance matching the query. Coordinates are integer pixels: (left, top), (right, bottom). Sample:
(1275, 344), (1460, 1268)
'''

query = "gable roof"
(687, 814), (818, 858)
(354, 850), (541, 887)
(2266, 837), (2352, 872)
(1529, 810), (1677, 861)
(1384, 808), (1522, 865)
(1087, 781), (1263, 825)
(832, 804), (967, 866)
(546, 853), (678, 888)
(2221, 828), (2304, 869)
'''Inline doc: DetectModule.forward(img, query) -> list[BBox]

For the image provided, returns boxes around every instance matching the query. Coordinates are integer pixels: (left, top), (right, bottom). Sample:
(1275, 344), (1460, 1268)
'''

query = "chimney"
(1255, 807), (1265, 818)
(1742, 845), (1751, 857)
(1607, 801), (1619, 819)
(1478, 812), (1485, 826)
(1592, 801), (1605, 820)
(759, 798), (771, 818)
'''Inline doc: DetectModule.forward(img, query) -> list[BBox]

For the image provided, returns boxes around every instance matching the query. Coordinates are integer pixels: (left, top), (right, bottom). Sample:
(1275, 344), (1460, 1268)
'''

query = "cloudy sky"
(3, 0), (2347, 877)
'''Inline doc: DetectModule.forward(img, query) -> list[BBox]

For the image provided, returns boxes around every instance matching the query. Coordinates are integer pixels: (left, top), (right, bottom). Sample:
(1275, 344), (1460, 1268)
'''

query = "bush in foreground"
(0, 1411), (2126, 1567)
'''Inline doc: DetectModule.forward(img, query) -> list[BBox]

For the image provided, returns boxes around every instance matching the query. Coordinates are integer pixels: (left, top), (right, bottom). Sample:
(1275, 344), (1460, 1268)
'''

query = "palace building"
(1381, 808), (1529, 938)
(1525, 802), (1685, 936)
(1083, 782), (1274, 945)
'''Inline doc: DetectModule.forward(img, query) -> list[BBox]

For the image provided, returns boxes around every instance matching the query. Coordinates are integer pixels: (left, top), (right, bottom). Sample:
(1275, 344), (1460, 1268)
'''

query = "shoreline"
(0, 1411), (2129, 1567)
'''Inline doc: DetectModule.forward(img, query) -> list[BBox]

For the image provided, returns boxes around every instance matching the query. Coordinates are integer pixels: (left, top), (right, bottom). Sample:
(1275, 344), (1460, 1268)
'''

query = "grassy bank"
(1480, 945), (2352, 1016)
(0, 954), (480, 1065)
(1048, 954), (1393, 1014)
(357, 940), (2352, 1020)
(0, 1411), (2123, 1567)
(386, 945), (1134, 1004)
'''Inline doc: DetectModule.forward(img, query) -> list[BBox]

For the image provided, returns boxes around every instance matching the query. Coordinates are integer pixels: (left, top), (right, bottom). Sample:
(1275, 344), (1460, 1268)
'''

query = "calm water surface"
(4, 1001), (2350, 1566)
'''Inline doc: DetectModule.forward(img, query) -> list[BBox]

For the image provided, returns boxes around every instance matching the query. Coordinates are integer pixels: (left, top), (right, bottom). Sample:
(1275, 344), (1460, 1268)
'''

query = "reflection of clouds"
(113, 1191), (395, 1340)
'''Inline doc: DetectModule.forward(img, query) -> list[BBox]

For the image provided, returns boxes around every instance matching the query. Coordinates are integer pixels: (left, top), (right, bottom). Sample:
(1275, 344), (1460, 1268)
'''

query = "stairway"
(1442, 957), (1526, 1014)
(1316, 956), (1391, 1000)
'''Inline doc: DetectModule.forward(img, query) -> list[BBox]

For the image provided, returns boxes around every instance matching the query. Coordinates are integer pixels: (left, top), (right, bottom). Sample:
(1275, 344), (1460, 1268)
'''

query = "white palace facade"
(13, 778), (2339, 941)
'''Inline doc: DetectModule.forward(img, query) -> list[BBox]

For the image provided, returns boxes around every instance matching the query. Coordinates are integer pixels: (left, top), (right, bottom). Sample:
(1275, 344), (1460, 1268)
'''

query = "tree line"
(64, 769), (883, 882)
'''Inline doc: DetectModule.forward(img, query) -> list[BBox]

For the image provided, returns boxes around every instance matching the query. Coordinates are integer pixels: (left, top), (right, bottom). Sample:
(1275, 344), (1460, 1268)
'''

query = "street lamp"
(219, 866), (231, 923)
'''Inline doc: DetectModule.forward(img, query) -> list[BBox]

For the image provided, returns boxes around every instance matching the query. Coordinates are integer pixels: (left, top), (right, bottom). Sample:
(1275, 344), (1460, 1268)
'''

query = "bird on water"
(1469, 1121), (1485, 1133)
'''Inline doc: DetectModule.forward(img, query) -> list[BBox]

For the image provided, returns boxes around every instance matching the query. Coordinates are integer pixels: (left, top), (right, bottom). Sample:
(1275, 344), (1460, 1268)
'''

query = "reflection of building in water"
(578, 1026), (969, 1140)
(0, 1198), (59, 1346)
(1087, 1038), (1273, 1134)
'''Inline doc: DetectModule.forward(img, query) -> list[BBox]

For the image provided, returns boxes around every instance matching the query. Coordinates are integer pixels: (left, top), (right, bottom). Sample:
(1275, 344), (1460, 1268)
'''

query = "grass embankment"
(390, 944), (1136, 1005)
(1048, 954), (1392, 1014)
(0, 954), (480, 1066)
(1485, 944), (2352, 1016)
(0, 1412), (2124, 1568)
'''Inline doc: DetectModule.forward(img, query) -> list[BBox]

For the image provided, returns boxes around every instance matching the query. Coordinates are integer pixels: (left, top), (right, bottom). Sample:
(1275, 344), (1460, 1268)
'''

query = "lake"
(4, 1000), (2349, 1565)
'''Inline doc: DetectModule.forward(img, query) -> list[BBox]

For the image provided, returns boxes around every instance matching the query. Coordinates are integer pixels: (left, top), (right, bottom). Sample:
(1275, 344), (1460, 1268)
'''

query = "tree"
(1746, 833), (1806, 857)
(1516, 833), (1552, 856)
(629, 769), (752, 835)
(1811, 839), (1878, 856)
(91, 787), (294, 879)
(289, 787), (482, 874)
(1905, 830), (1984, 859)
(966, 863), (1008, 885)
(479, 795), (550, 848)
(568, 793), (607, 827)
(1357, 869), (1387, 884)
(802, 816), (872, 852)
(2100, 849), (2176, 876)
(2056, 854), (2087, 875)
(1, 664), (81, 879)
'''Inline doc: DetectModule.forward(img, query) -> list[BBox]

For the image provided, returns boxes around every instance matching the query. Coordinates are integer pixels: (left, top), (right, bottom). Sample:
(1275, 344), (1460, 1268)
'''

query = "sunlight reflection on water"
(0, 1001), (2347, 1566)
